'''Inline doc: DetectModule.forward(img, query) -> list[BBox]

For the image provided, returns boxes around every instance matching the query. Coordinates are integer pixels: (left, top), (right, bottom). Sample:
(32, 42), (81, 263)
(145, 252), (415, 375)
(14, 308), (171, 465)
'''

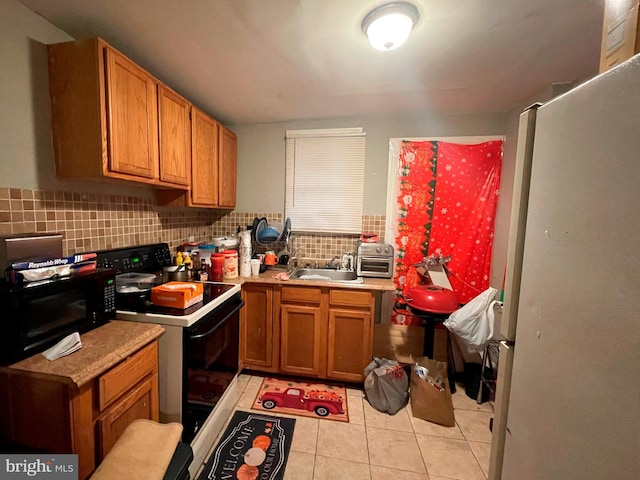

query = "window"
(285, 128), (365, 234)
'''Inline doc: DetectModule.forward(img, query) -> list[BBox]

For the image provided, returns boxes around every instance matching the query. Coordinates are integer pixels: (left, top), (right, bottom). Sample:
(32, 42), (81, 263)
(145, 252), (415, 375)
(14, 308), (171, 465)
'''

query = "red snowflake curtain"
(392, 140), (502, 325)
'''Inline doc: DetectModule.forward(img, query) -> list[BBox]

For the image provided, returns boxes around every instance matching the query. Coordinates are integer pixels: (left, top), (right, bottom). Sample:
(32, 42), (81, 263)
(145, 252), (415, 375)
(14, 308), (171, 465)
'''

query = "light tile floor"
(200, 374), (493, 480)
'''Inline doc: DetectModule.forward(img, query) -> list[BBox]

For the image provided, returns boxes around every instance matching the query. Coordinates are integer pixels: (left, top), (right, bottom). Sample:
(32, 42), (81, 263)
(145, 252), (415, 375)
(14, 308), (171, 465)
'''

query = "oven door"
(181, 293), (244, 442)
(357, 256), (393, 278)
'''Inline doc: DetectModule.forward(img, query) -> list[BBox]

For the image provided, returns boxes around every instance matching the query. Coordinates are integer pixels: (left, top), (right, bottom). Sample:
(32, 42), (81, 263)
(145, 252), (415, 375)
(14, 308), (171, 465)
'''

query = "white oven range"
(95, 244), (244, 478)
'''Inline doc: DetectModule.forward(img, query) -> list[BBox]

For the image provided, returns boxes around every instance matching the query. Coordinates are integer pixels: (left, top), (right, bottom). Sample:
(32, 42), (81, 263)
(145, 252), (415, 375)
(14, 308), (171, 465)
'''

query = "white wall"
(0, 0), (71, 189)
(0, 0), (151, 198)
(1, 0), (582, 291)
(232, 82), (578, 290)
(233, 112), (506, 214)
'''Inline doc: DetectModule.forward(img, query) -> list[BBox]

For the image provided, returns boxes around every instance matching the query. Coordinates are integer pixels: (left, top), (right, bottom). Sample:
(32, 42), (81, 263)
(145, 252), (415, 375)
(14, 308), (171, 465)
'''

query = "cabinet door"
(240, 284), (275, 370)
(158, 85), (191, 186)
(97, 373), (159, 461)
(190, 106), (219, 206)
(327, 308), (372, 382)
(280, 304), (326, 377)
(105, 47), (158, 179)
(218, 126), (237, 208)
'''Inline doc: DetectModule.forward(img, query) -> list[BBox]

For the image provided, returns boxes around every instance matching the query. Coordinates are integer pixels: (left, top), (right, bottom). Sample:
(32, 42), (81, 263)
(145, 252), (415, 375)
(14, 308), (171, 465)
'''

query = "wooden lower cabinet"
(97, 374), (158, 458)
(326, 288), (374, 382)
(0, 340), (160, 480)
(240, 283), (374, 382)
(280, 303), (327, 377)
(327, 309), (372, 382)
(240, 284), (277, 371)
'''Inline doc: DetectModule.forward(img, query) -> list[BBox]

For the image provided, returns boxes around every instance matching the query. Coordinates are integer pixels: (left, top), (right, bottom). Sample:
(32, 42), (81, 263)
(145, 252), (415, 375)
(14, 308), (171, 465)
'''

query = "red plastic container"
(210, 253), (224, 282)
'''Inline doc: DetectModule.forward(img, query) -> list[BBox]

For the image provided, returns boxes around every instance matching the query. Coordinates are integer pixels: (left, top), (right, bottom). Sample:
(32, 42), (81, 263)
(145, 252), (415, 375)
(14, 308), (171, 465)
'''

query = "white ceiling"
(19, 0), (604, 126)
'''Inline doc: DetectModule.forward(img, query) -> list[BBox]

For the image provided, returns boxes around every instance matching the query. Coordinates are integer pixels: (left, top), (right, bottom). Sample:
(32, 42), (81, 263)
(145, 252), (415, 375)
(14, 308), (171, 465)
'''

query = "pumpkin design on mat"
(244, 447), (267, 467)
(252, 434), (271, 451)
(236, 463), (258, 480)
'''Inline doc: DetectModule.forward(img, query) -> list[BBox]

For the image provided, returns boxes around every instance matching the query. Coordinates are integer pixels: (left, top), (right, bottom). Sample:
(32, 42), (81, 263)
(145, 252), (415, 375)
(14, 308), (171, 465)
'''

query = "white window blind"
(285, 128), (365, 234)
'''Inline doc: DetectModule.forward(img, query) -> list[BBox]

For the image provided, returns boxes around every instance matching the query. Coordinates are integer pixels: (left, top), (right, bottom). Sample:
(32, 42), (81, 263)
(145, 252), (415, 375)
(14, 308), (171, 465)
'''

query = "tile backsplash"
(215, 212), (387, 261)
(0, 187), (386, 261)
(0, 187), (222, 255)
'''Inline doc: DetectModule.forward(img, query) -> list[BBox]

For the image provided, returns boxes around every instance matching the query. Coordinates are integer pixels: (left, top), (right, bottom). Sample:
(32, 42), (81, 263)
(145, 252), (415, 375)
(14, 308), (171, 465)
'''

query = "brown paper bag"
(410, 356), (455, 427)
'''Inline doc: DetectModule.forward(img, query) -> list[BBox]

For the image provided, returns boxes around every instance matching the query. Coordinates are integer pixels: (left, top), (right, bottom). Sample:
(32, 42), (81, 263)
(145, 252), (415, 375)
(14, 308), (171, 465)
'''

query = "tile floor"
(199, 374), (494, 480)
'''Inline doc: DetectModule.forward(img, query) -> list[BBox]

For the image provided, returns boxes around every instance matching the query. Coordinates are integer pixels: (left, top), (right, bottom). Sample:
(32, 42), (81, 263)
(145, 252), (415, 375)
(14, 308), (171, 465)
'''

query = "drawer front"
(98, 341), (157, 410)
(329, 289), (372, 308)
(280, 285), (322, 304)
(97, 373), (158, 460)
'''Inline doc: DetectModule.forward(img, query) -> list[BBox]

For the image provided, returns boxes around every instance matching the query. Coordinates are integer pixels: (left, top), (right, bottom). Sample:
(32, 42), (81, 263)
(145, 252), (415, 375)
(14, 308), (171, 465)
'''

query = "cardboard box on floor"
(373, 323), (477, 371)
(600, 0), (640, 73)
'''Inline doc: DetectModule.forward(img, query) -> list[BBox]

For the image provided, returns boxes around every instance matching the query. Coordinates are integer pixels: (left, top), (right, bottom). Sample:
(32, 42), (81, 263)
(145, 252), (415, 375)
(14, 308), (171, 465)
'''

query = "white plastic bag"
(364, 357), (409, 415)
(444, 287), (498, 352)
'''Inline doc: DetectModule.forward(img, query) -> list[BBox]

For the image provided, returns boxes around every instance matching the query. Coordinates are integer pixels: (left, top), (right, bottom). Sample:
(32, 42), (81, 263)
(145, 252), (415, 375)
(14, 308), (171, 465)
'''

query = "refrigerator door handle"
(488, 340), (515, 480)
(501, 105), (540, 341)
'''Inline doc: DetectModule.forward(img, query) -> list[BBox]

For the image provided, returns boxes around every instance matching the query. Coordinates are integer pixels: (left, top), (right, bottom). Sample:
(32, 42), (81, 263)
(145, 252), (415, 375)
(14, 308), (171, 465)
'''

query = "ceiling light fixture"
(362, 2), (420, 51)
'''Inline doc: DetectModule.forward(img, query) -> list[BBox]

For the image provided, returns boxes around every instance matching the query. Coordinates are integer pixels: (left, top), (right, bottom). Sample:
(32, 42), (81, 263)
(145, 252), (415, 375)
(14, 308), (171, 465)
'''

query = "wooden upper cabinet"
(105, 48), (158, 179)
(47, 37), (188, 189)
(156, 114), (238, 209)
(158, 85), (191, 186)
(218, 126), (237, 208)
(190, 106), (220, 206)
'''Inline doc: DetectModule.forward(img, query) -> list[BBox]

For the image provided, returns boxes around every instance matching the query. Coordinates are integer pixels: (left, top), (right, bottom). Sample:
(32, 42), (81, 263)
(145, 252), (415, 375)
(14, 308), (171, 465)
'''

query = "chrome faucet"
(287, 249), (301, 274)
(326, 255), (341, 270)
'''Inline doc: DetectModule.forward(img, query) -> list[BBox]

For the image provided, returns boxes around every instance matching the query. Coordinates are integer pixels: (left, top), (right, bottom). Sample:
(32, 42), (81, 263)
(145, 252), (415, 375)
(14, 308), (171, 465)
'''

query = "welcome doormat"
(252, 377), (349, 423)
(197, 411), (295, 480)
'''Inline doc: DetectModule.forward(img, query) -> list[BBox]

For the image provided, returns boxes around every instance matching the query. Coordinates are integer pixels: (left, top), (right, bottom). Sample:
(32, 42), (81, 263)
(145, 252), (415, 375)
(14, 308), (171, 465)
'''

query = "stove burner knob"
(376, 246), (382, 253)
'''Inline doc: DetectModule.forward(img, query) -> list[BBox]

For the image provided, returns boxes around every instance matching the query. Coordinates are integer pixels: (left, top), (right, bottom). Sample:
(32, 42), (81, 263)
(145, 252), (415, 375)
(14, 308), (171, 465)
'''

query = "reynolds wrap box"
(151, 282), (204, 309)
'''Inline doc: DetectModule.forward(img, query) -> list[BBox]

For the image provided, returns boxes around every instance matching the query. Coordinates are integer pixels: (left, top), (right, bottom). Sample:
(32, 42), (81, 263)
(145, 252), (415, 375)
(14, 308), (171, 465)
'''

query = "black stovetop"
(93, 243), (237, 317)
(116, 281), (237, 317)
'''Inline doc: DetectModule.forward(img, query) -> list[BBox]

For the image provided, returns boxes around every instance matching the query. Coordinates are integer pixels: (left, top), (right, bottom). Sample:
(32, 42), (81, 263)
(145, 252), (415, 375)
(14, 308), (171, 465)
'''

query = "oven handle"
(188, 298), (245, 340)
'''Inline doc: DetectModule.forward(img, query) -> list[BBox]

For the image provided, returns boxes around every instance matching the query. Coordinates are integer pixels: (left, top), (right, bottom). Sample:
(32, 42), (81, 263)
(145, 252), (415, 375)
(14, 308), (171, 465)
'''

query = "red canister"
(210, 253), (224, 282)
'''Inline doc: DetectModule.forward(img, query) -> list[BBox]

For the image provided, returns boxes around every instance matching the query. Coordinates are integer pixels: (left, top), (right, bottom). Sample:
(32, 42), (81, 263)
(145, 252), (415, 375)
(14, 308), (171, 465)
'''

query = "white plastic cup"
(250, 259), (260, 275)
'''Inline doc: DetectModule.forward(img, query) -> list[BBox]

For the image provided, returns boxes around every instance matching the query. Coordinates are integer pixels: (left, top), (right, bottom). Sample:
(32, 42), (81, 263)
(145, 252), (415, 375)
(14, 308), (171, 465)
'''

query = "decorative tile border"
(0, 187), (385, 261)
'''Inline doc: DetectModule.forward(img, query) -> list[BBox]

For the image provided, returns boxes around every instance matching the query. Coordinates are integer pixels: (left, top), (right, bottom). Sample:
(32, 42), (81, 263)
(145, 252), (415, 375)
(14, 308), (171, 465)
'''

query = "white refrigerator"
(488, 54), (640, 479)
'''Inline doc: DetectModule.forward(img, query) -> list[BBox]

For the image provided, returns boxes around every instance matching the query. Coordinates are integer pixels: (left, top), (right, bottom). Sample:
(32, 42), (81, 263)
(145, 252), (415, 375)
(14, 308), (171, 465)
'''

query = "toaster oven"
(356, 242), (394, 278)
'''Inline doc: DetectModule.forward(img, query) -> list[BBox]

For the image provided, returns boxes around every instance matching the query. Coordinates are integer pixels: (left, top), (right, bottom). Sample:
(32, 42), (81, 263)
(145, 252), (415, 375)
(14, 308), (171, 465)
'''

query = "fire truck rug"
(251, 377), (349, 422)
(197, 411), (295, 480)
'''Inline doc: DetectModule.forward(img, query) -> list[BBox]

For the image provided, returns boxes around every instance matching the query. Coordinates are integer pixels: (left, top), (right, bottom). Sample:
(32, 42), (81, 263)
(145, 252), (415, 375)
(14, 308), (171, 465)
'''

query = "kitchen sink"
(289, 268), (362, 283)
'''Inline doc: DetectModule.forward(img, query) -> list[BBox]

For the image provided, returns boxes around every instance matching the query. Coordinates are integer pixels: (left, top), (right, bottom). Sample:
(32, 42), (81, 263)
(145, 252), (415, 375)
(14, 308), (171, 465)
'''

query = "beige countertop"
(2, 321), (165, 387)
(224, 270), (396, 291)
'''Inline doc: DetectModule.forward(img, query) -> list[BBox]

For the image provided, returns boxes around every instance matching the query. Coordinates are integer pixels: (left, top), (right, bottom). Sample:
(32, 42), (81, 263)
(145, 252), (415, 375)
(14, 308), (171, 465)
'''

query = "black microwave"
(0, 268), (116, 365)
